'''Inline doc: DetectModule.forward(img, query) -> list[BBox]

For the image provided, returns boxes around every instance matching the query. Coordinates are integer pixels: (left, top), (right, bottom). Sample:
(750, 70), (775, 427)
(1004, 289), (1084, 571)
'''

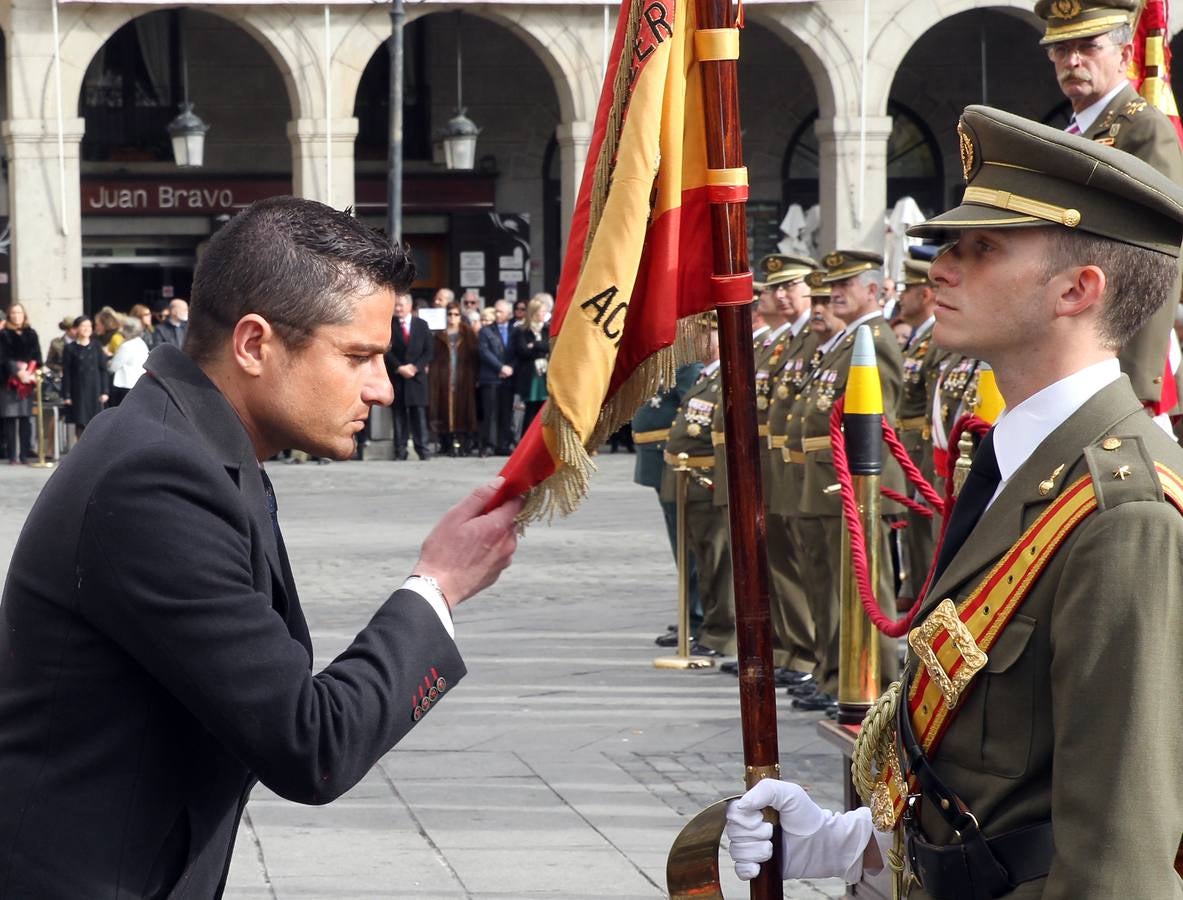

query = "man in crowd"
(432, 287), (454, 308)
(783, 250), (904, 714)
(386, 291), (433, 461)
(0, 197), (522, 898)
(726, 105), (1183, 900)
(1038, 0), (1183, 414)
(476, 299), (516, 456)
(894, 251), (940, 609)
(156, 297), (190, 348)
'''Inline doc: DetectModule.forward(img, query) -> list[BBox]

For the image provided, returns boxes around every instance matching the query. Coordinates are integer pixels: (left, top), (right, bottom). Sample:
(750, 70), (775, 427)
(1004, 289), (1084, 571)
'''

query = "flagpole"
(692, 0), (784, 897)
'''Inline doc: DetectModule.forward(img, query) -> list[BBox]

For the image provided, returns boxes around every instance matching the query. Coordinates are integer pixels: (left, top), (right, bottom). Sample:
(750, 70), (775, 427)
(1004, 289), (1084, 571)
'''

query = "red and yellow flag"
(1131, 0), (1183, 415)
(492, 0), (719, 518)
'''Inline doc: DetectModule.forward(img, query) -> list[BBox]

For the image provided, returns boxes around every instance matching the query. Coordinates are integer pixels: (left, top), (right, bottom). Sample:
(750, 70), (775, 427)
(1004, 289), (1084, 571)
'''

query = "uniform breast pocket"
(979, 614), (1036, 778)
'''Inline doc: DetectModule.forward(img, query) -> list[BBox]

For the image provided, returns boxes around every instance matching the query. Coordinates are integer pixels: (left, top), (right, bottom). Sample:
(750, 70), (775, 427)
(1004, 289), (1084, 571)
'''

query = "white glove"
(724, 779), (875, 883)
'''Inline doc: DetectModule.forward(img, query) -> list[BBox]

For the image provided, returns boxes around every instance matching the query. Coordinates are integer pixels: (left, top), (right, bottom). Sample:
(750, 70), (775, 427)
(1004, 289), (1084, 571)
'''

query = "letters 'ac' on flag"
(490, 0), (738, 520)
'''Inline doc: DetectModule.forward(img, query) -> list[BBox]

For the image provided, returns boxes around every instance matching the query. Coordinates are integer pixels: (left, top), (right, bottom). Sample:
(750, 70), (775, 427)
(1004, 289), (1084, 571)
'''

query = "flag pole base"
(26, 461), (54, 469)
(654, 656), (716, 670)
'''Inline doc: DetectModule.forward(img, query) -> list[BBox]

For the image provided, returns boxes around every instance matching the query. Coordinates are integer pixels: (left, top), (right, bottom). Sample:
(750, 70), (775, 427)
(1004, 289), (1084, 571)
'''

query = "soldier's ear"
(1051, 265), (1106, 323)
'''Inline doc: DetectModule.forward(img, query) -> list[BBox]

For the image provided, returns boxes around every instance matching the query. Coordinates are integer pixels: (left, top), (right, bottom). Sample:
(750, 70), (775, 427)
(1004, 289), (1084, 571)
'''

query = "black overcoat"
(0, 344), (465, 899)
(385, 315), (433, 409)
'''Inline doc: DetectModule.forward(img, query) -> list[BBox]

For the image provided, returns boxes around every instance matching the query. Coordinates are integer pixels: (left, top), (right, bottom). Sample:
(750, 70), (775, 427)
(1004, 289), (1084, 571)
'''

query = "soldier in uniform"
(632, 359), (705, 645)
(715, 255), (818, 683)
(895, 253), (940, 607)
(660, 326), (728, 657)
(726, 105), (1183, 899)
(1038, 0), (1183, 413)
(783, 250), (906, 713)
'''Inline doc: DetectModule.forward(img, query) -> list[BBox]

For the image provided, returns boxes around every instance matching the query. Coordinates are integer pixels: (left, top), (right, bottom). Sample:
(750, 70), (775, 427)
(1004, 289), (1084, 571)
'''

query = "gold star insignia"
(1113, 465), (1131, 481)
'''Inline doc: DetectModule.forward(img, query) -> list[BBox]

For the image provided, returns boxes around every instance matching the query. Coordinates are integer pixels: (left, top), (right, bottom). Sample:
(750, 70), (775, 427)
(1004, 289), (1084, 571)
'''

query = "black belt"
(896, 682), (1053, 899)
(906, 820), (1053, 900)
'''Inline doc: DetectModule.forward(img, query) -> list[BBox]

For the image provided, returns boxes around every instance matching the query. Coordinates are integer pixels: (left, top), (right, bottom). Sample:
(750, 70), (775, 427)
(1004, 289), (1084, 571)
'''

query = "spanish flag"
(492, 0), (719, 518)
(1131, 0), (1183, 415)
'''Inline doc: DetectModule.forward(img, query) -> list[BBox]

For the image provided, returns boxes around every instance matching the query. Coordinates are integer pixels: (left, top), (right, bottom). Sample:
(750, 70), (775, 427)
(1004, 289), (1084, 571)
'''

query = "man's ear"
(230, 314), (275, 377)
(1053, 265), (1106, 321)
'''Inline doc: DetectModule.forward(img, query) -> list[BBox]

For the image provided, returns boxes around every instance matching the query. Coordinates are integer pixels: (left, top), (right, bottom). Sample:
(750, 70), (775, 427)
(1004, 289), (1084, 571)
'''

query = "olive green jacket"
(766, 327), (820, 517)
(1085, 83), (1183, 406)
(904, 376), (1183, 899)
(659, 368), (720, 505)
(785, 315), (906, 517)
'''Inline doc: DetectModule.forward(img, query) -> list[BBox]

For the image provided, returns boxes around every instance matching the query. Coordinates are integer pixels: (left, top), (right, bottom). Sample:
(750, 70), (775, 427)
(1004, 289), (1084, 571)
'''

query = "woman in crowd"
(0, 303), (42, 464)
(94, 306), (125, 356)
(130, 303), (162, 350)
(510, 297), (550, 434)
(107, 317), (149, 407)
(428, 302), (479, 456)
(62, 316), (109, 439)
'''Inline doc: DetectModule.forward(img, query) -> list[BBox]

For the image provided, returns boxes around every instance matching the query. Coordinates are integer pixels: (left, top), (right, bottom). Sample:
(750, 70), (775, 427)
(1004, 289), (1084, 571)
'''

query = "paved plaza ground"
(0, 452), (850, 899)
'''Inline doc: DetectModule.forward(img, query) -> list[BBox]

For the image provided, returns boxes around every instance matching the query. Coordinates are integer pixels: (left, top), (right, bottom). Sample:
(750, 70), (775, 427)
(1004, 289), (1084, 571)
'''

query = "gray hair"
(855, 268), (884, 291)
(1108, 24), (1133, 45)
(120, 316), (144, 340)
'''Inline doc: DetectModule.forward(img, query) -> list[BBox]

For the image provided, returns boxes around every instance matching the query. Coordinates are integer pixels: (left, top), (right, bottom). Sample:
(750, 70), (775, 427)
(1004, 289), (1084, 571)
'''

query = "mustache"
(1060, 67), (1092, 84)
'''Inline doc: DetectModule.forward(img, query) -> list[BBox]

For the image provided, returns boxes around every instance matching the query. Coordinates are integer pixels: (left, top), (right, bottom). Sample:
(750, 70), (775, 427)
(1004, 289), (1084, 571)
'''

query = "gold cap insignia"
(958, 122), (975, 182)
(806, 271), (826, 288)
(823, 252), (844, 268)
(766, 257), (783, 273)
(1051, 0), (1082, 19)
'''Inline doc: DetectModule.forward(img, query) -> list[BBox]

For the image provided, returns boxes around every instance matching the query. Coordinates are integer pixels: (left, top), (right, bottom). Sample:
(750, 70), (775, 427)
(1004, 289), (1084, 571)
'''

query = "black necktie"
(259, 467), (281, 546)
(932, 429), (1001, 585)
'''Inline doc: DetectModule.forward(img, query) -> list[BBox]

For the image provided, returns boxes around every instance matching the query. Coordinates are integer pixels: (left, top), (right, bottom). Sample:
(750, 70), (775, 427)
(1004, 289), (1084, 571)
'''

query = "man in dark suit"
(155, 297), (190, 348)
(385, 292), (433, 460)
(476, 299), (516, 456)
(0, 197), (521, 899)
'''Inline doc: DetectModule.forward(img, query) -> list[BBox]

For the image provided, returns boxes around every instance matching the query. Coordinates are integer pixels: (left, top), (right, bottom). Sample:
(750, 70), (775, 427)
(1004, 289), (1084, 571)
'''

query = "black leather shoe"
(775, 668), (813, 687)
(719, 661), (739, 675)
(688, 641), (720, 657)
(787, 680), (818, 699)
(654, 631), (679, 648)
(479, 448), (493, 458)
(791, 691), (838, 712)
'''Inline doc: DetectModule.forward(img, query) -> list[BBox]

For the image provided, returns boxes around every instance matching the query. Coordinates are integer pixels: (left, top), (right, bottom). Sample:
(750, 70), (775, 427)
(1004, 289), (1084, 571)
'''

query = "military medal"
(687, 423), (701, 437)
(776, 383), (789, 399)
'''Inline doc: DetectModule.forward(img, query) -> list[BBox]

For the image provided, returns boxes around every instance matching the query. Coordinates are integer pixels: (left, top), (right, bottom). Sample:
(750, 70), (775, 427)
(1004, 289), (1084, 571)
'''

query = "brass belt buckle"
(907, 598), (988, 709)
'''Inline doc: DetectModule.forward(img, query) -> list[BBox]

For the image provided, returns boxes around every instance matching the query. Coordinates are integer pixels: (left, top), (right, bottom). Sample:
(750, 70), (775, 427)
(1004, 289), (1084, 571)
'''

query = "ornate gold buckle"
(908, 598), (988, 709)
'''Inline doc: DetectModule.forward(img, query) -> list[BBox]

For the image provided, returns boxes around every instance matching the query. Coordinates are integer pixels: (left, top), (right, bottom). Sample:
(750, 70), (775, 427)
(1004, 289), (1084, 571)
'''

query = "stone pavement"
(0, 453), (851, 900)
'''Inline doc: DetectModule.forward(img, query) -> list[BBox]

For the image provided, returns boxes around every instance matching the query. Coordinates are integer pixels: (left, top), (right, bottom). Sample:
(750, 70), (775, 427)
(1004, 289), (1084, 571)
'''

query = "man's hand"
(413, 477), (523, 607)
(499, 365), (513, 379)
(724, 779), (879, 883)
(396, 364), (417, 379)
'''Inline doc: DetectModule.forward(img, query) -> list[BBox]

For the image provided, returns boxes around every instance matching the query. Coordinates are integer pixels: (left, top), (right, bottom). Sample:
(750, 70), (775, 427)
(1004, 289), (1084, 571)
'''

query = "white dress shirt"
(988, 358), (1121, 508)
(1069, 81), (1128, 135)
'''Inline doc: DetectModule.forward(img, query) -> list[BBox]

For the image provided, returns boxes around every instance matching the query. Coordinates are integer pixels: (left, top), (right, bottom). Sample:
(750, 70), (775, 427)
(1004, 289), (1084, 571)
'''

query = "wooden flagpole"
(692, 0), (784, 897)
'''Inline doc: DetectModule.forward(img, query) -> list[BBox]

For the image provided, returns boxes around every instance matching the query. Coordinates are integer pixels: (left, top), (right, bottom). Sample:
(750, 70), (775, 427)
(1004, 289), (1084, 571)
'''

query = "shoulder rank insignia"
(1124, 99), (1147, 117)
(1096, 137), (1116, 146)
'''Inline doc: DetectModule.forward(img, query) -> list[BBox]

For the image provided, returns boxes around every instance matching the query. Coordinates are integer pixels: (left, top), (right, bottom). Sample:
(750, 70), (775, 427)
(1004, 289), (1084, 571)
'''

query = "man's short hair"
(1108, 23), (1133, 45)
(1041, 229), (1177, 350)
(855, 268), (884, 291)
(186, 197), (414, 362)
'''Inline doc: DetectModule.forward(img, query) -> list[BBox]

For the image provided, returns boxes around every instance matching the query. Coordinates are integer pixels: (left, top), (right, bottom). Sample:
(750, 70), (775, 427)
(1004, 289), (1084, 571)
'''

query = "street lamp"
(168, 11), (208, 168)
(168, 102), (208, 168)
(442, 14), (480, 171)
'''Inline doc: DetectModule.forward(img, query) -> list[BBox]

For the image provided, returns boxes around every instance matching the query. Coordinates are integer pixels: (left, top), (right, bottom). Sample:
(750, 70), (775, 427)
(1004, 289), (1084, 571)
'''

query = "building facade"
(3, 0), (1183, 344)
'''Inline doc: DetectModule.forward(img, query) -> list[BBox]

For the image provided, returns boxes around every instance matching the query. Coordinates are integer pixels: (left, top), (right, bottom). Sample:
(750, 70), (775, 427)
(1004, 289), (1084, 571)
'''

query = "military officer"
(1038, 0), (1183, 413)
(895, 252), (941, 606)
(633, 359), (705, 644)
(783, 250), (906, 713)
(726, 105), (1183, 900)
(660, 326), (730, 656)
(714, 254), (819, 683)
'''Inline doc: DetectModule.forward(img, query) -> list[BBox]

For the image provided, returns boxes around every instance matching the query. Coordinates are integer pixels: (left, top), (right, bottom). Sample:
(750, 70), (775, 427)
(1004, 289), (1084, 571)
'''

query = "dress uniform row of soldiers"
(634, 247), (990, 714)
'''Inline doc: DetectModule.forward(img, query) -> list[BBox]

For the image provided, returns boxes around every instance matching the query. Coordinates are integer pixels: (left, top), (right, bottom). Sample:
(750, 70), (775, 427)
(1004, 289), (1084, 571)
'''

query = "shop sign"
(82, 179), (291, 215)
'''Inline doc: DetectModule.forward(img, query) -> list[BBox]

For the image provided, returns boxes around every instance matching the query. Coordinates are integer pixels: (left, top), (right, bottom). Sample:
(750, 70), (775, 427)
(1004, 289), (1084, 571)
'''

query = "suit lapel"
(1084, 84), (1135, 142)
(921, 378), (1144, 616)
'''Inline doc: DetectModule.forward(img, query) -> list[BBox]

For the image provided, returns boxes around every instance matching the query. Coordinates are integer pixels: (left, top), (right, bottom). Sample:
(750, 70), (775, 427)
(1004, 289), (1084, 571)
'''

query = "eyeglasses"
(447, 311), (461, 316)
(1047, 39), (1117, 61)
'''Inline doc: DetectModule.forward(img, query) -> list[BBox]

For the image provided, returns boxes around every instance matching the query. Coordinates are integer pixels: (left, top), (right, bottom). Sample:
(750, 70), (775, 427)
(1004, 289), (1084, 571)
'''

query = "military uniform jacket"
(899, 321), (936, 480)
(931, 354), (983, 460)
(785, 315), (906, 517)
(766, 327), (820, 516)
(1085, 83), (1183, 405)
(711, 326), (798, 507)
(632, 362), (703, 489)
(903, 376), (1183, 899)
(660, 368), (720, 505)
(0, 346), (465, 899)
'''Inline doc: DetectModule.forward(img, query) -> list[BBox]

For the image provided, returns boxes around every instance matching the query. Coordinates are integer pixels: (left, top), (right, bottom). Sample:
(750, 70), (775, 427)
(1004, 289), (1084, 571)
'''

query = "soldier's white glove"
(724, 780), (876, 883)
